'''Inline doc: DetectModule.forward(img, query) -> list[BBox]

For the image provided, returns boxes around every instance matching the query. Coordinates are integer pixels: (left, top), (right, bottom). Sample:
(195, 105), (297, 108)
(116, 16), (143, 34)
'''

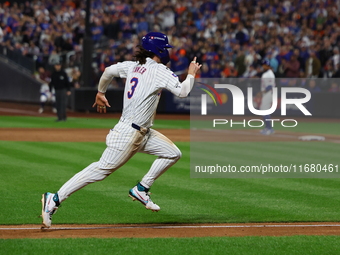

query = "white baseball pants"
(57, 121), (181, 203)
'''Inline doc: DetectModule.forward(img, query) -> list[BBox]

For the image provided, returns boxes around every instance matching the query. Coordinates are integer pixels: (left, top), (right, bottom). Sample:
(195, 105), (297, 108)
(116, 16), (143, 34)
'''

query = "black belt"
(131, 123), (141, 131)
(120, 117), (146, 132)
(132, 123), (150, 134)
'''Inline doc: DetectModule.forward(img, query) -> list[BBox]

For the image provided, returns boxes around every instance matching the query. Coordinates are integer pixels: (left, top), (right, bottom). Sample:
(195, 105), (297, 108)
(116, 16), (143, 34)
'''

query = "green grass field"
(1, 236), (340, 255)
(1, 115), (340, 254)
(191, 118), (340, 135)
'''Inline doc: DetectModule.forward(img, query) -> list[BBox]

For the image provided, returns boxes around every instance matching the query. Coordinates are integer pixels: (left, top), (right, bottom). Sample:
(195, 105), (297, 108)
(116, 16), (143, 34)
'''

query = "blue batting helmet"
(261, 59), (270, 66)
(142, 32), (173, 65)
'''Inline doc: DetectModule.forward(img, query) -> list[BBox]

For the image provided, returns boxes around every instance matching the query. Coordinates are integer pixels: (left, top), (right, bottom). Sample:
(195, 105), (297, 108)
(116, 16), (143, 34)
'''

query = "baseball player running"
(259, 59), (276, 135)
(41, 32), (201, 228)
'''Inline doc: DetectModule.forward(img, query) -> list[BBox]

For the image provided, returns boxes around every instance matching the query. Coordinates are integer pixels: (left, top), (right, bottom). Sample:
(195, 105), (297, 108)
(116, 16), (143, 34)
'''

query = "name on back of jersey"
(133, 66), (147, 74)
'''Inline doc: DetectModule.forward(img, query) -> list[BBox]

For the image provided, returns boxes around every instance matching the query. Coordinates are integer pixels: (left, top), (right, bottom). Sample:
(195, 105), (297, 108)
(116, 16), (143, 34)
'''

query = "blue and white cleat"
(260, 129), (275, 135)
(129, 183), (160, 212)
(41, 192), (59, 229)
(260, 128), (268, 135)
(267, 129), (275, 135)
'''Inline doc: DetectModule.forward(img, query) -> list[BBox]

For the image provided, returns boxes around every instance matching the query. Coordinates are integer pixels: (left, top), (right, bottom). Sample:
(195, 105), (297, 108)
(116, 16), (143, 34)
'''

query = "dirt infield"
(0, 128), (190, 142)
(1, 128), (340, 143)
(1, 223), (340, 239)
(1, 101), (340, 239)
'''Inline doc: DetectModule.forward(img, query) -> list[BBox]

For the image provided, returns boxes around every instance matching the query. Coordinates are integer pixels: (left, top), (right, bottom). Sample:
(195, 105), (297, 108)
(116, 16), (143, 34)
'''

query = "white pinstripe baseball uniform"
(260, 69), (275, 110)
(57, 58), (193, 203)
(40, 32), (201, 228)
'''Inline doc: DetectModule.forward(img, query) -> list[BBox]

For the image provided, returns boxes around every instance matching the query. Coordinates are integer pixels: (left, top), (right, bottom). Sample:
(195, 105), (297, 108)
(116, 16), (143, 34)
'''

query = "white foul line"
(0, 108), (41, 115)
(199, 128), (340, 143)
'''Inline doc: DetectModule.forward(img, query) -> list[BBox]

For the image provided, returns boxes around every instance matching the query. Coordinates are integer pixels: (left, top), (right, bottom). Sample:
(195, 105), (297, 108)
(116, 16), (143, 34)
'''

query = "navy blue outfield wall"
(0, 60), (41, 103)
(72, 88), (169, 113)
(73, 88), (340, 118)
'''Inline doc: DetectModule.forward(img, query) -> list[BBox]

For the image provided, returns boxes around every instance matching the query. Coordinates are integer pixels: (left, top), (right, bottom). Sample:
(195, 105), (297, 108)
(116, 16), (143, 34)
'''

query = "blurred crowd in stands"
(0, 0), (340, 92)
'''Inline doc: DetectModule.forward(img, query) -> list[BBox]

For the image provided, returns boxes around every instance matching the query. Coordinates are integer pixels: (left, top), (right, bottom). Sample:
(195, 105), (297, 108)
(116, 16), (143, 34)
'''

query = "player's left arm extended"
(177, 57), (202, 98)
(177, 74), (195, 98)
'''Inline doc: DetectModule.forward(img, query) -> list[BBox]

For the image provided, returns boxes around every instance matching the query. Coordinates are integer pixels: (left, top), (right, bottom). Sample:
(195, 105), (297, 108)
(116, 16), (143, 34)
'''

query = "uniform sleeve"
(164, 73), (182, 96)
(115, 61), (136, 78)
(155, 66), (195, 98)
(155, 66), (182, 96)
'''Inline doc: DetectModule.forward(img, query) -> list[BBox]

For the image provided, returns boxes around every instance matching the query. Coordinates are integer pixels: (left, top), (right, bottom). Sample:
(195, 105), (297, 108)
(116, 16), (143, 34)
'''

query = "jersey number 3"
(127, 77), (138, 99)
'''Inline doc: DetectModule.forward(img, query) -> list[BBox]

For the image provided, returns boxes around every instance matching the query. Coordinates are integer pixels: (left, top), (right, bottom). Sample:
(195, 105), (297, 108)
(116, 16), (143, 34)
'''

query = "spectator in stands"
(234, 50), (246, 77)
(136, 16), (149, 35)
(242, 64), (257, 78)
(70, 66), (82, 89)
(203, 45), (219, 67)
(235, 23), (249, 46)
(276, 45), (292, 65)
(120, 16), (134, 39)
(1, 0), (340, 89)
(12, 30), (22, 45)
(22, 1), (34, 17)
(282, 55), (300, 78)
(221, 62), (237, 78)
(294, 48), (305, 73)
(319, 37), (333, 68)
(13, 42), (23, 55)
(48, 50), (61, 66)
(323, 62), (335, 78)
(332, 64), (340, 78)
(244, 45), (261, 73)
(210, 62), (221, 78)
(298, 44), (310, 67)
(328, 81), (340, 92)
(307, 79), (321, 93)
(27, 41), (40, 58)
(100, 55), (114, 72)
(171, 48), (189, 75)
(62, 37), (74, 52)
(267, 51), (278, 73)
(305, 51), (321, 78)
(103, 14), (120, 40)
(187, 43), (204, 66)
(157, 6), (176, 30)
(91, 18), (104, 44)
(200, 63), (211, 78)
(330, 47), (340, 70)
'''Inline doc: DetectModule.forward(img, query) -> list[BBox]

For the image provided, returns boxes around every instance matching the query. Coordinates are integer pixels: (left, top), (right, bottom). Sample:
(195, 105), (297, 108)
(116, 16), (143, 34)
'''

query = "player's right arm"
(97, 61), (134, 93)
(94, 62), (134, 113)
